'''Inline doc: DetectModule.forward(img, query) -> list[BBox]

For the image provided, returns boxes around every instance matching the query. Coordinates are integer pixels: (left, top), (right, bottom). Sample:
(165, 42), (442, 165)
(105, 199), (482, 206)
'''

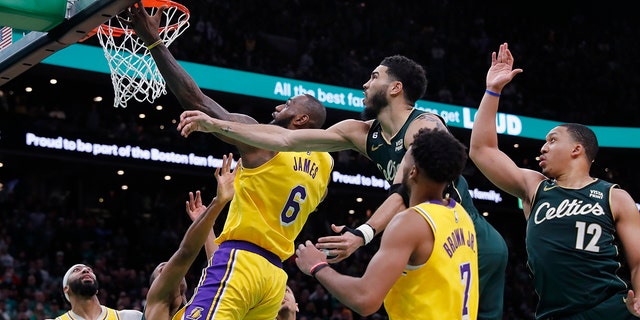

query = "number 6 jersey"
(215, 150), (333, 260)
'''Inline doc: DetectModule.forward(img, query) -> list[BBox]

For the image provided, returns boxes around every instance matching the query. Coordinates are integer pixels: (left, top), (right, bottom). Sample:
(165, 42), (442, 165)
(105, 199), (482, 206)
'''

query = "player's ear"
(571, 144), (583, 158)
(389, 80), (403, 96)
(294, 114), (310, 127)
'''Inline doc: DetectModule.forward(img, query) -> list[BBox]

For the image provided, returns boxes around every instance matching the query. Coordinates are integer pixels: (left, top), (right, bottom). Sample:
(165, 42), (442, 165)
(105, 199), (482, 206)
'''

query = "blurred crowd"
(2, 0), (640, 319)
(168, 0), (640, 127)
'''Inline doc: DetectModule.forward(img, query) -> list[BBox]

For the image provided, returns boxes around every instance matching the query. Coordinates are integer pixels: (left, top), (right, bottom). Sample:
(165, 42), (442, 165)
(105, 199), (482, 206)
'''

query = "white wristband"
(356, 224), (375, 245)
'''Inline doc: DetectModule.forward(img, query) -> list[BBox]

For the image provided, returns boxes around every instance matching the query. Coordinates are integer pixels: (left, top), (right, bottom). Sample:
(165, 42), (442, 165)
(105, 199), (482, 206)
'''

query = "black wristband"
(341, 226), (365, 240)
(311, 263), (330, 278)
(389, 183), (410, 207)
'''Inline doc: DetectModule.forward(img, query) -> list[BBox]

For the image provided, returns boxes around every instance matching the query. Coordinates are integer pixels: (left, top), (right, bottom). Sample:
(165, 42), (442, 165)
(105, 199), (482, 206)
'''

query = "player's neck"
(70, 300), (104, 320)
(409, 185), (445, 207)
(377, 104), (413, 138)
(554, 171), (595, 189)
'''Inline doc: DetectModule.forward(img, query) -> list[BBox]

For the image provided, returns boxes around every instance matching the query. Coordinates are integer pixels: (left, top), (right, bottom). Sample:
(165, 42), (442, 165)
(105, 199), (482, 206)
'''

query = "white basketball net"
(95, 5), (189, 108)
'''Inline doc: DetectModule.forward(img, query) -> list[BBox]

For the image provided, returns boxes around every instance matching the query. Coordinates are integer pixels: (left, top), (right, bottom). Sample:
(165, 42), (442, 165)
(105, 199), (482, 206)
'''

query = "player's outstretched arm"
(185, 190), (218, 258)
(178, 110), (365, 152)
(468, 43), (544, 209)
(316, 193), (405, 263)
(124, 2), (256, 125)
(296, 209), (422, 316)
(145, 154), (236, 314)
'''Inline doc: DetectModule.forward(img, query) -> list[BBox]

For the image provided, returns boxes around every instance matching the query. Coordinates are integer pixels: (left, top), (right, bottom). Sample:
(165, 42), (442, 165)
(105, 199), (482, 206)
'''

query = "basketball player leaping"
(124, 3), (334, 319)
(470, 42), (640, 320)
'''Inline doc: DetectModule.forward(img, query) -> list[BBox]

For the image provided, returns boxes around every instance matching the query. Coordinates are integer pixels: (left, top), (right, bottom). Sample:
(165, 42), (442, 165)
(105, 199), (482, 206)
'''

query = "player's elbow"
(468, 145), (486, 163)
(348, 295), (384, 316)
(278, 134), (302, 151)
(175, 245), (198, 262)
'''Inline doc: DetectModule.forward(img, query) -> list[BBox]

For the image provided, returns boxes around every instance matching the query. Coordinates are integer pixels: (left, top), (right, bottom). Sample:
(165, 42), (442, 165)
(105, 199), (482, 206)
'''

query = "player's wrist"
(355, 224), (376, 245)
(146, 39), (163, 50)
(389, 183), (409, 207)
(310, 261), (330, 278)
(484, 88), (501, 97)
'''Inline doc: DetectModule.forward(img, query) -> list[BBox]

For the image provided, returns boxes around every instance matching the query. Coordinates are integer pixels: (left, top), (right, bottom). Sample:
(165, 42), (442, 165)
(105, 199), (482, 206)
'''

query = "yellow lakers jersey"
(215, 151), (333, 260)
(56, 306), (120, 320)
(384, 201), (479, 320)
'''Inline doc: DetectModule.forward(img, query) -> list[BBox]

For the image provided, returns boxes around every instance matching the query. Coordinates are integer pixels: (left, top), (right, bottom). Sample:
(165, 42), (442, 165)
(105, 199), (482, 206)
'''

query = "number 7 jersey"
(384, 200), (479, 320)
(215, 151), (333, 261)
(527, 178), (629, 319)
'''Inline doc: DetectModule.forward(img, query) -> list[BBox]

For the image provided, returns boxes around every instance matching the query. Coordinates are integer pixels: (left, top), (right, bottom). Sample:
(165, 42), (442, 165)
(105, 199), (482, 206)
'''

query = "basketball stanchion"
(87, 0), (189, 108)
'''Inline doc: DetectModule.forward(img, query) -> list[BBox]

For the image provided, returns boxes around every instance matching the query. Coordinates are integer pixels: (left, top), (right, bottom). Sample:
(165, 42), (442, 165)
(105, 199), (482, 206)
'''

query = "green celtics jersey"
(366, 108), (425, 183)
(527, 179), (629, 319)
(366, 108), (509, 319)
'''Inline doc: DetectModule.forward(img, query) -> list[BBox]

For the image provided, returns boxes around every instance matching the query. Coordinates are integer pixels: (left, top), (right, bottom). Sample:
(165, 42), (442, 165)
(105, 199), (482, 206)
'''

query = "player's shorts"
(178, 240), (287, 320)
(541, 292), (635, 320)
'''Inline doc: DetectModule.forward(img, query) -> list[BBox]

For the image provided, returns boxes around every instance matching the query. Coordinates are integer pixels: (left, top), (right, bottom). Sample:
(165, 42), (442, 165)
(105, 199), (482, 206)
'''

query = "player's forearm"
(149, 46), (252, 123)
(314, 268), (382, 316)
(469, 91), (501, 161)
(365, 193), (406, 236)
(179, 197), (227, 256)
(631, 264), (640, 296)
(203, 230), (219, 260)
(148, 46), (209, 109)
(211, 121), (298, 151)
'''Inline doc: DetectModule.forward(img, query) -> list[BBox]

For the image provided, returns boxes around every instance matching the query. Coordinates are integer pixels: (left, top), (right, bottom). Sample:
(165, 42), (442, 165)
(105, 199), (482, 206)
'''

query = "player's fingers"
(326, 253), (346, 264)
(156, 5), (168, 17)
(316, 235), (344, 244)
(330, 224), (346, 234)
(195, 190), (202, 205)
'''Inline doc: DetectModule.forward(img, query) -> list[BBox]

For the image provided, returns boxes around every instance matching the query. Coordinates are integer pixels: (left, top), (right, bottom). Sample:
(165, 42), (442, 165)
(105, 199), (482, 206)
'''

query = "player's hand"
(625, 290), (640, 317)
(214, 153), (237, 204)
(177, 110), (218, 137)
(486, 42), (523, 93)
(295, 240), (326, 276)
(315, 224), (364, 263)
(185, 190), (206, 222)
(121, 1), (166, 45)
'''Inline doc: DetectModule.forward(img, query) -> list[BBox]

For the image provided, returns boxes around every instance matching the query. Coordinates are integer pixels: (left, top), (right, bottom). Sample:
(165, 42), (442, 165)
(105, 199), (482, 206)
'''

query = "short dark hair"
(411, 128), (467, 183)
(560, 123), (599, 162)
(302, 94), (326, 129)
(380, 55), (427, 105)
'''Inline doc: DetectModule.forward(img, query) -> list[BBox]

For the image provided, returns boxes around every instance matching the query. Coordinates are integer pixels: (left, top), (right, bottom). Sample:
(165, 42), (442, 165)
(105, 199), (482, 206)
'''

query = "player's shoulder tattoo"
(415, 112), (447, 131)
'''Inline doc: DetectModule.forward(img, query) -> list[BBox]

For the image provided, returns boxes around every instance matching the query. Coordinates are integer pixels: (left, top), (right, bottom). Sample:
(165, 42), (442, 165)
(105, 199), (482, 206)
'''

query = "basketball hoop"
(91, 0), (189, 108)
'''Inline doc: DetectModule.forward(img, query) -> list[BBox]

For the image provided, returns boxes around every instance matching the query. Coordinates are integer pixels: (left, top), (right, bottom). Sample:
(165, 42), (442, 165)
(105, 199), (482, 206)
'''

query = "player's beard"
(361, 89), (388, 121)
(270, 114), (295, 128)
(401, 170), (411, 202)
(278, 304), (295, 319)
(68, 278), (99, 299)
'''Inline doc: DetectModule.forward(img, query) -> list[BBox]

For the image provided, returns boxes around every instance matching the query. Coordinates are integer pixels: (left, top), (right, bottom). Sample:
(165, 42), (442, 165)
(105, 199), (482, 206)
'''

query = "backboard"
(0, 0), (137, 86)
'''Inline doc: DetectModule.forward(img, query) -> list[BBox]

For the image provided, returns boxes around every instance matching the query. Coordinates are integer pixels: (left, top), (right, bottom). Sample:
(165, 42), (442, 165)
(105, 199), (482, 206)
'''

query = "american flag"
(0, 26), (12, 52)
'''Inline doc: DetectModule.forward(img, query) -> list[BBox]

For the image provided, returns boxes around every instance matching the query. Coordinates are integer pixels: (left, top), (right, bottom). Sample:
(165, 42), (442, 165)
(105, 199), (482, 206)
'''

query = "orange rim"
(87, 0), (189, 39)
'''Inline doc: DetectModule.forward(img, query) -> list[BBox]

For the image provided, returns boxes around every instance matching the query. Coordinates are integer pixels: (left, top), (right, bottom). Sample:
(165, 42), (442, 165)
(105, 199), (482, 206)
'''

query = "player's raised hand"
(214, 153), (238, 204)
(120, 1), (167, 46)
(486, 42), (523, 93)
(185, 190), (206, 222)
